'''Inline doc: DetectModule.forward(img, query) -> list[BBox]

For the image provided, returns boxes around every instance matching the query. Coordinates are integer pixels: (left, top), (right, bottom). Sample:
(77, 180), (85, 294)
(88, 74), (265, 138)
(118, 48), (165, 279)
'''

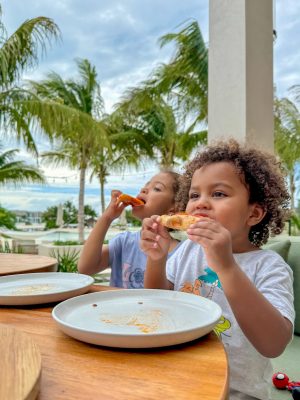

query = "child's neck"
(232, 241), (260, 254)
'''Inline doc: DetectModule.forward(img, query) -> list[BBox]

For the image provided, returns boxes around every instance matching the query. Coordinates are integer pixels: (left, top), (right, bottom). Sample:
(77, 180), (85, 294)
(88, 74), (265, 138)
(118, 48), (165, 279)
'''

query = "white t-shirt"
(108, 231), (183, 288)
(166, 240), (295, 400)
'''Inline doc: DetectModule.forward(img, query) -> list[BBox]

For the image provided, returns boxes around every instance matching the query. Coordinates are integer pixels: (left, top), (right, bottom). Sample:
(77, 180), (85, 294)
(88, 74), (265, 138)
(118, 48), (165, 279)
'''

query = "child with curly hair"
(78, 170), (182, 288)
(140, 140), (295, 400)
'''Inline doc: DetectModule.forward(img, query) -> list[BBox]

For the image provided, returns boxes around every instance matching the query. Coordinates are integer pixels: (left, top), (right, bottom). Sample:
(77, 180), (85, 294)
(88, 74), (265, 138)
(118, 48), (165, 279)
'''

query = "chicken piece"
(117, 194), (144, 207)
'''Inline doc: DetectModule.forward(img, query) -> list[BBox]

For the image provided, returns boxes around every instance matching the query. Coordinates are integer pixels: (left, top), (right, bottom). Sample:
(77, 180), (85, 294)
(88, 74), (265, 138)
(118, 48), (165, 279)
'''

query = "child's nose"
(195, 196), (210, 209)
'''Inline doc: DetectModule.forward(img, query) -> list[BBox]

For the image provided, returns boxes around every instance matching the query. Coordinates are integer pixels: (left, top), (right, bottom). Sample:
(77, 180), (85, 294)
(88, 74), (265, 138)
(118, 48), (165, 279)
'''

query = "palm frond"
(0, 16), (61, 86)
(0, 145), (45, 186)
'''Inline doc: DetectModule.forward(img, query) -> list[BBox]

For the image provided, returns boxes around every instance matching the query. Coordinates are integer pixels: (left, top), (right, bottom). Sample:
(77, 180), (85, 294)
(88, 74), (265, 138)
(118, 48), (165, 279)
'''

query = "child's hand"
(102, 190), (126, 221)
(140, 215), (172, 260)
(187, 218), (235, 273)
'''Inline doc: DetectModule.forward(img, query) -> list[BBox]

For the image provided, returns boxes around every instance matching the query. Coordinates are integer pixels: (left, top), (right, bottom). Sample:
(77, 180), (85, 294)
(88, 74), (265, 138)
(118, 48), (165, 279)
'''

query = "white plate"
(52, 289), (222, 348)
(0, 272), (94, 305)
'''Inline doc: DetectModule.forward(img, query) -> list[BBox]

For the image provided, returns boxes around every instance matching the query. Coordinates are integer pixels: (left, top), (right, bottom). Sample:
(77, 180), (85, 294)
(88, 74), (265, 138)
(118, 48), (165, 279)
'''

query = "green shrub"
(50, 248), (79, 273)
(52, 240), (82, 246)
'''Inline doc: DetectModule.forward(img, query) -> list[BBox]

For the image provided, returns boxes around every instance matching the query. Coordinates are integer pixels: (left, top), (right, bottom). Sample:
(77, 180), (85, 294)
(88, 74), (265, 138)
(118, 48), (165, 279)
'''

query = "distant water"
(2, 182), (142, 213)
(22, 183), (138, 197)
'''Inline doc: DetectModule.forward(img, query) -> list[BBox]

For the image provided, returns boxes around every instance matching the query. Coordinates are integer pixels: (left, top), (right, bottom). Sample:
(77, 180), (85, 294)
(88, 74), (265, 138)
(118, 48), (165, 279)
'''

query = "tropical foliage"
(0, 204), (16, 229)
(116, 86), (207, 168)
(113, 20), (208, 169)
(89, 113), (151, 213)
(0, 4), (60, 153)
(1, 1), (299, 239)
(0, 145), (45, 186)
(30, 58), (109, 241)
(125, 209), (142, 227)
(148, 20), (208, 127)
(49, 247), (79, 273)
(42, 201), (97, 230)
(274, 96), (300, 210)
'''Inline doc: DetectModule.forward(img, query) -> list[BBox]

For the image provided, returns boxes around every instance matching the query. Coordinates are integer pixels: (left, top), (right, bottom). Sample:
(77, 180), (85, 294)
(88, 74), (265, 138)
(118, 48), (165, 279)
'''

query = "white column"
(208, 0), (274, 151)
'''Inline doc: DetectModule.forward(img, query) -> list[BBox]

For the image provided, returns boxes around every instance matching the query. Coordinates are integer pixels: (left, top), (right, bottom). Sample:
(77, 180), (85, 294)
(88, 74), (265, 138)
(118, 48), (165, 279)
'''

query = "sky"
(1, 0), (300, 213)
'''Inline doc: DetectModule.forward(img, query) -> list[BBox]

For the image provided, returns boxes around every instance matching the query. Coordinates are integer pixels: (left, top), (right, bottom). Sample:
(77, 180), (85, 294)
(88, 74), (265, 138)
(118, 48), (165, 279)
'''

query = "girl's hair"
(176, 139), (290, 246)
(160, 169), (181, 197)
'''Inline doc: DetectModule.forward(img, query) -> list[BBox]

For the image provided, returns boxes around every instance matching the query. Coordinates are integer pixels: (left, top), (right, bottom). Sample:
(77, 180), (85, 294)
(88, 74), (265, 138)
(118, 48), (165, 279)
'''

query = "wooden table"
(0, 325), (41, 400)
(0, 285), (229, 400)
(0, 253), (58, 276)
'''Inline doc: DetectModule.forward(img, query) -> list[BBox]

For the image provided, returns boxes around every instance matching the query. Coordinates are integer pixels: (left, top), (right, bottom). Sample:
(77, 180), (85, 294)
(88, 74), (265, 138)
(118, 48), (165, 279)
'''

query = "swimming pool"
(36, 231), (90, 243)
(35, 228), (138, 243)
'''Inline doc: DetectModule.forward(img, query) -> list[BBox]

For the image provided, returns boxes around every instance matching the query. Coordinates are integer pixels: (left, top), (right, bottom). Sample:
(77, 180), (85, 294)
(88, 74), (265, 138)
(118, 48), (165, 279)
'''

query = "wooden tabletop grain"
(0, 285), (229, 400)
(0, 253), (58, 276)
(0, 325), (42, 400)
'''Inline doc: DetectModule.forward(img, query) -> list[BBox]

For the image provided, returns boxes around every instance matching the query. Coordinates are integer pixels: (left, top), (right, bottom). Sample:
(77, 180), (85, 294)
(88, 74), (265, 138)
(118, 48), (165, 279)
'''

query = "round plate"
(0, 272), (94, 305)
(52, 289), (222, 348)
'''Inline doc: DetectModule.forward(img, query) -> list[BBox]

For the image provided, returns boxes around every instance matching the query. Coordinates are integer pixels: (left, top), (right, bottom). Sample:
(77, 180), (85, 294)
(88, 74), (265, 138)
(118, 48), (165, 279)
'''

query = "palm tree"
(112, 20), (208, 169)
(89, 109), (157, 213)
(115, 85), (207, 169)
(274, 96), (300, 210)
(89, 142), (142, 214)
(0, 4), (60, 153)
(31, 59), (109, 242)
(0, 145), (45, 186)
(147, 20), (208, 127)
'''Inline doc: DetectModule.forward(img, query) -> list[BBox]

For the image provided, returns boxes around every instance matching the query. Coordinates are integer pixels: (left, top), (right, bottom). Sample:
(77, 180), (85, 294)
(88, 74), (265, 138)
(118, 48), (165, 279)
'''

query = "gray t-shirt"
(109, 230), (182, 288)
(166, 239), (295, 400)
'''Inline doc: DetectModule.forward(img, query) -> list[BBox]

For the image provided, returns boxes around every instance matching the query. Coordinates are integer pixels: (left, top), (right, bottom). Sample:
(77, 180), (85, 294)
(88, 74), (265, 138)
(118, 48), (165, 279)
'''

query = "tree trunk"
(289, 170), (295, 211)
(78, 167), (86, 243)
(100, 174), (106, 214)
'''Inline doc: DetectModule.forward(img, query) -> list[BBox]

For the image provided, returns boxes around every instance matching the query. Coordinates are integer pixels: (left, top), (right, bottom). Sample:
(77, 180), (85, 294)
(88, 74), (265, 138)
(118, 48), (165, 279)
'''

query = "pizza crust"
(160, 213), (201, 230)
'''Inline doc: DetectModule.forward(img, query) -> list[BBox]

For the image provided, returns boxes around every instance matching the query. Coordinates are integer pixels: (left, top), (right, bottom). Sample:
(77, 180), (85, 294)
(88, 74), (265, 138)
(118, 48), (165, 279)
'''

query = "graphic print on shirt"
(122, 263), (144, 288)
(213, 316), (231, 338)
(181, 279), (202, 295)
(179, 267), (231, 339)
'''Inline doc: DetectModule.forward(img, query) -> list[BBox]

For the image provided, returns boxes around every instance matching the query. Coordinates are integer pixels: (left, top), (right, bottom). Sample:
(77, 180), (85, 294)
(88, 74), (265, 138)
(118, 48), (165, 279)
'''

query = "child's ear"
(248, 204), (266, 226)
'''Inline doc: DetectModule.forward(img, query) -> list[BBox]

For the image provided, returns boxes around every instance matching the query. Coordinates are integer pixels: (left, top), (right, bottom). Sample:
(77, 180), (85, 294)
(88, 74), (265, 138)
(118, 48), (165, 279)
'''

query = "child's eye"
(153, 186), (162, 192)
(189, 192), (199, 199)
(213, 191), (226, 198)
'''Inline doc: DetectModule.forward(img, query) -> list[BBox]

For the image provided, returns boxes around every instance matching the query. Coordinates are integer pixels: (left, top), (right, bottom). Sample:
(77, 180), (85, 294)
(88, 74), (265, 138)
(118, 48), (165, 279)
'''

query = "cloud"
(2, 0), (209, 112)
(0, 169), (158, 213)
(1, 0), (300, 214)
(273, 1), (300, 97)
(3, 0), (298, 102)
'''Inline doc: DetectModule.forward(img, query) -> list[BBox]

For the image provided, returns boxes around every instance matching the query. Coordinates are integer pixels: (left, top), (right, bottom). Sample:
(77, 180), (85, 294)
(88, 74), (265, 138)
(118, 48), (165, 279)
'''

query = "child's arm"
(218, 264), (293, 358)
(77, 190), (125, 275)
(187, 218), (293, 358)
(140, 216), (173, 289)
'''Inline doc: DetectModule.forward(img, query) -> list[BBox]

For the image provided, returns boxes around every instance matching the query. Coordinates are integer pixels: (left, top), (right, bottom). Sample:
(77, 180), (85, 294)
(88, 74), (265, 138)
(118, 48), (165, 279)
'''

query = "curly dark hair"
(175, 139), (290, 246)
(160, 169), (181, 196)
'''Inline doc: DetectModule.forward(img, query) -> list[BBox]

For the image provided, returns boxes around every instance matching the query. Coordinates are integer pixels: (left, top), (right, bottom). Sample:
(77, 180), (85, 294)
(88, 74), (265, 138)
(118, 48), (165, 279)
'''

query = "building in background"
(14, 210), (44, 229)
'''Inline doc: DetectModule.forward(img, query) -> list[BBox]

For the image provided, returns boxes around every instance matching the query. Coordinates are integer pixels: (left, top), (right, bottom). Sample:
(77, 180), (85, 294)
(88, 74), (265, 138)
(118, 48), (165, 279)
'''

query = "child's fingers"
(189, 219), (220, 232)
(111, 190), (122, 199)
(140, 234), (160, 254)
(140, 227), (160, 243)
(142, 215), (160, 231)
(187, 227), (216, 240)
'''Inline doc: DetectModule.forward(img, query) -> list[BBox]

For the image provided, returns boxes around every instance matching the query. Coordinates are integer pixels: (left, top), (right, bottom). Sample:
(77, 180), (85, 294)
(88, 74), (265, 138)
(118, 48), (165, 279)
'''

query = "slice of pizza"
(160, 212), (201, 230)
(116, 193), (144, 207)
